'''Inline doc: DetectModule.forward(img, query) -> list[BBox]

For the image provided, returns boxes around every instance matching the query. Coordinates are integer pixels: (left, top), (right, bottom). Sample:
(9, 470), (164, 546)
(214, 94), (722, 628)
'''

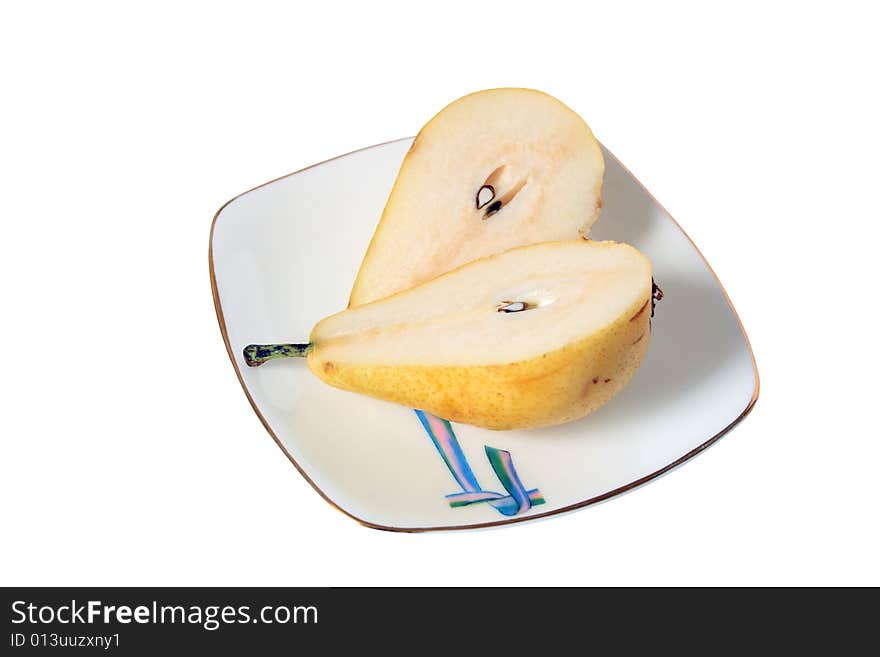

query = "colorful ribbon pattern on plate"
(415, 410), (544, 517)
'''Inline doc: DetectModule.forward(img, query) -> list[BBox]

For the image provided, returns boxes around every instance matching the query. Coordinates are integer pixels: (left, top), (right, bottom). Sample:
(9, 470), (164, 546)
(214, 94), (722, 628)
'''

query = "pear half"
(349, 89), (605, 306)
(246, 241), (653, 430)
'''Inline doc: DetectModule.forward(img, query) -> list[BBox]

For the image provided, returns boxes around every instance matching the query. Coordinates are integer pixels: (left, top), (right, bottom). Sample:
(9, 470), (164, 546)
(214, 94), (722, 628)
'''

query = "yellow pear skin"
(307, 295), (650, 430)
(296, 240), (653, 430)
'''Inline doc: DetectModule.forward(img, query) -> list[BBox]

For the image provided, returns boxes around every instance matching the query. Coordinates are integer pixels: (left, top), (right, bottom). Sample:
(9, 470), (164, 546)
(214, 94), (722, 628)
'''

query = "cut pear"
(245, 241), (653, 430)
(349, 88), (605, 307)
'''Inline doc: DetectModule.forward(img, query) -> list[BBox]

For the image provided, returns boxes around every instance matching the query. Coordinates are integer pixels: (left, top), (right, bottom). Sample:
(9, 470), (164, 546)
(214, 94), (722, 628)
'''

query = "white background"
(2, 1), (878, 586)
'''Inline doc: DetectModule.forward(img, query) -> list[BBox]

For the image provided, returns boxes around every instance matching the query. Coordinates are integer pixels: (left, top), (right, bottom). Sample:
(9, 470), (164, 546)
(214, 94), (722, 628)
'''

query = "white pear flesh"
(309, 240), (652, 430)
(349, 88), (605, 307)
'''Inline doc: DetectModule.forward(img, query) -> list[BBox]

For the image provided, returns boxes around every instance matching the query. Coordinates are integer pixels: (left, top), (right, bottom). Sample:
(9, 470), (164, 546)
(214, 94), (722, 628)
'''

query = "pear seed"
(484, 200), (503, 218)
(476, 185), (495, 209)
(478, 165), (528, 219)
(497, 301), (531, 313)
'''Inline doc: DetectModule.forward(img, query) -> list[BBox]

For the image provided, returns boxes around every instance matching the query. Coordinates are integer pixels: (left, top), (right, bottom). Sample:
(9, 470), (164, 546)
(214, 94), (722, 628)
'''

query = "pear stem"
(243, 343), (312, 367)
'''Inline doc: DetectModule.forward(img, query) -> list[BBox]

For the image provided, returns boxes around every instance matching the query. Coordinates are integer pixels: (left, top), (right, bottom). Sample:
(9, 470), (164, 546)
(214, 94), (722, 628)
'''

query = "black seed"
(484, 200), (503, 218)
(476, 185), (496, 209)
(497, 301), (531, 313)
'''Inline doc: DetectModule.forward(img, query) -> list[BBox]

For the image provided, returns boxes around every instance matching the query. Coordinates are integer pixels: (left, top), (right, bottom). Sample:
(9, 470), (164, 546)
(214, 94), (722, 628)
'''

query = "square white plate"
(210, 138), (759, 531)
